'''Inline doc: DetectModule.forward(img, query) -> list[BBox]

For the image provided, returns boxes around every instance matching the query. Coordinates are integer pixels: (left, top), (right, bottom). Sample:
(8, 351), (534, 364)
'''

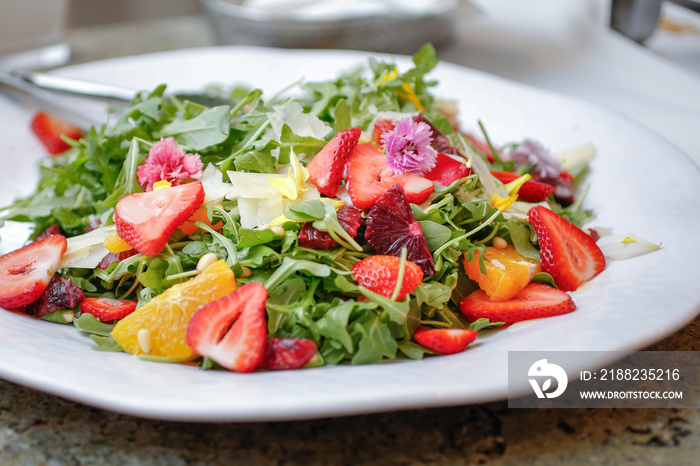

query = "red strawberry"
(80, 297), (138, 322)
(306, 127), (361, 197)
(528, 206), (606, 291)
(413, 327), (478, 355)
(30, 112), (82, 155)
(115, 181), (205, 257)
(424, 153), (472, 186)
(365, 184), (435, 276)
(346, 143), (434, 209)
(464, 134), (498, 163)
(298, 204), (363, 250)
(186, 282), (268, 373)
(0, 235), (67, 309)
(261, 337), (318, 370)
(371, 118), (396, 146)
(460, 283), (576, 324)
(351, 255), (424, 300)
(491, 170), (556, 202)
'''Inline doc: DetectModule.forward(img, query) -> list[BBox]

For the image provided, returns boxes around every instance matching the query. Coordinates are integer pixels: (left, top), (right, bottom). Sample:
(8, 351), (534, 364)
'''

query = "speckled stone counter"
(1, 16), (699, 465)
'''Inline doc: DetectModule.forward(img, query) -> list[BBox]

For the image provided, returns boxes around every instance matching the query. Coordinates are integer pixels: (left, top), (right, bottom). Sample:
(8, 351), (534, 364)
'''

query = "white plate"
(1, 47), (699, 422)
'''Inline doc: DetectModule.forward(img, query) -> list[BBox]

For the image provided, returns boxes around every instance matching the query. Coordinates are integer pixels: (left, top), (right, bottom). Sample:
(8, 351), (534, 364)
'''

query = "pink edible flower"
(137, 137), (203, 191)
(382, 117), (437, 175)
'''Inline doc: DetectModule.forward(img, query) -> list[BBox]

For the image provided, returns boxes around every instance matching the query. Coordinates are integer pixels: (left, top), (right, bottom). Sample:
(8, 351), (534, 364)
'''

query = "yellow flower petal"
(491, 193), (518, 211)
(269, 150), (309, 201)
(153, 180), (172, 190)
(504, 173), (531, 196)
(381, 67), (424, 111)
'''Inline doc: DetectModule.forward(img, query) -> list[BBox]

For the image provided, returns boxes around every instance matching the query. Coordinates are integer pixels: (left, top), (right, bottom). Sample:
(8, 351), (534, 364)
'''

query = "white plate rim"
(1, 46), (699, 421)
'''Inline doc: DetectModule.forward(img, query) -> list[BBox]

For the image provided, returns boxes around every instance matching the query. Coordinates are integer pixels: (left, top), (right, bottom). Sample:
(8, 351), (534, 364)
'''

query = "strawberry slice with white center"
(186, 282), (268, 373)
(413, 327), (478, 355)
(261, 337), (318, 370)
(115, 181), (205, 257)
(80, 297), (138, 322)
(528, 205), (606, 291)
(460, 282), (576, 324)
(346, 143), (434, 209)
(0, 235), (67, 309)
(424, 153), (472, 186)
(306, 127), (361, 197)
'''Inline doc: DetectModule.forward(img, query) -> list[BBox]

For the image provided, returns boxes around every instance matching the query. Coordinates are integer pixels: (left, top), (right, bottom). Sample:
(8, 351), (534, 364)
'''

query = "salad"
(0, 45), (659, 373)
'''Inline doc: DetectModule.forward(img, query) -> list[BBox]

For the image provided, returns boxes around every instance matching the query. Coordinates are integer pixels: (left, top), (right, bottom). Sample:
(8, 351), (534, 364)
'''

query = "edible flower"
(504, 139), (561, 180)
(382, 117), (437, 175)
(381, 68), (424, 111)
(490, 193), (518, 212)
(268, 150), (309, 201)
(137, 137), (203, 191)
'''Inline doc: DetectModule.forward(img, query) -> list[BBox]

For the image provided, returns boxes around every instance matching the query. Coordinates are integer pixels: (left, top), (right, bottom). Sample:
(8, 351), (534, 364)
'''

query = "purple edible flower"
(382, 117), (437, 175)
(504, 139), (561, 180)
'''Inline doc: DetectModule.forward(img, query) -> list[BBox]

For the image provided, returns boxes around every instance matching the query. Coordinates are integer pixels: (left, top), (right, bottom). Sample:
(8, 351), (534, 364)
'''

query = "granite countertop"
(1, 16), (700, 465)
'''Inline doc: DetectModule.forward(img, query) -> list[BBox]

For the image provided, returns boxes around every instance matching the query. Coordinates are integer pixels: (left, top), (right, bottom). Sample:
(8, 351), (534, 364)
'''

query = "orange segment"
(464, 245), (541, 301)
(111, 259), (236, 359)
(104, 230), (134, 253)
(178, 207), (224, 235)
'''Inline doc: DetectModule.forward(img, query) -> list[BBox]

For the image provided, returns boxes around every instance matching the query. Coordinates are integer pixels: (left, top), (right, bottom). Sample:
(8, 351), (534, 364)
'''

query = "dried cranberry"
(34, 224), (62, 242)
(25, 276), (84, 317)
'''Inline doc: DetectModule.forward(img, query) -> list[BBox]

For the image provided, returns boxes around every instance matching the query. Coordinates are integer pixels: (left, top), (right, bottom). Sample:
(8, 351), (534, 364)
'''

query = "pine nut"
(238, 266), (253, 278)
(196, 252), (218, 272)
(492, 236), (508, 249)
(137, 328), (152, 355)
(271, 226), (285, 237)
(62, 311), (75, 323)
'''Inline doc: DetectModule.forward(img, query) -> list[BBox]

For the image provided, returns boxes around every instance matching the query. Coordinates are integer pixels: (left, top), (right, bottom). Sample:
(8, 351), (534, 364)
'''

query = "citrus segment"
(111, 259), (236, 359)
(464, 245), (541, 301)
(178, 207), (224, 235)
(103, 230), (134, 253)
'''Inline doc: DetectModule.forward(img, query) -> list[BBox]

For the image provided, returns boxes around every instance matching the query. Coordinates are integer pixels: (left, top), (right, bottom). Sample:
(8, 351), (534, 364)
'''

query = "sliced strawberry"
(371, 119), (396, 146)
(261, 337), (317, 370)
(186, 282), (268, 373)
(528, 205), (606, 291)
(346, 143), (434, 209)
(0, 235), (67, 309)
(460, 283), (576, 324)
(413, 327), (478, 354)
(306, 127), (361, 197)
(491, 170), (556, 202)
(424, 153), (472, 186)
(351, 255), (424, 300)
(365, 184), (435, 276)
(115, 181), (205, 257)
(80, 297), (138, 322)
(464, 134), (497, 163)
(30, 112), (82, 155)
(298, 205), (363, 250)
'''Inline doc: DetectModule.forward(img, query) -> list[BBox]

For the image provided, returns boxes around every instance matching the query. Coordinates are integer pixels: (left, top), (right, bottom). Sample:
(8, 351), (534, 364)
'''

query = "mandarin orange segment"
(111, 259), (236, 359)
(464, 245), (541, 301)
(104, 230), (134, 253)
(178, 207), (224, 235)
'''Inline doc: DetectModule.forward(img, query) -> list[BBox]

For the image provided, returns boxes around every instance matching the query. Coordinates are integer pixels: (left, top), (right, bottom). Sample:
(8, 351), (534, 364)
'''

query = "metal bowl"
(200, 0), (459, 54)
